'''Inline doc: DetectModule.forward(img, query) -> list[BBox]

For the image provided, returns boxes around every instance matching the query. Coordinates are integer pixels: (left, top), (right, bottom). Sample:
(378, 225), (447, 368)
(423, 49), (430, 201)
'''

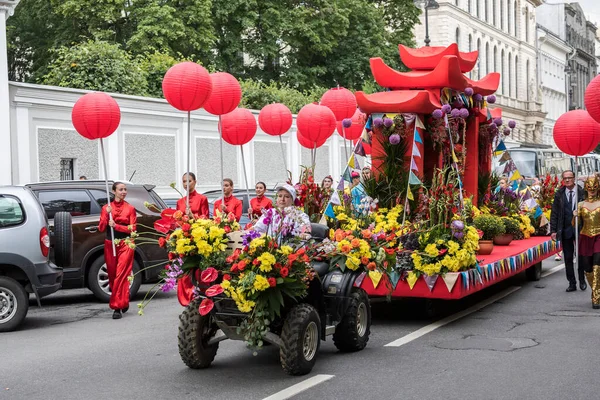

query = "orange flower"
(335, 230), (345, 242)
(360, 256), (370, 265)
(361, 229), (372, 239)
(367, 262), (376, 271)
(351, 238), (361, 248)
(341, 244), (351, 253)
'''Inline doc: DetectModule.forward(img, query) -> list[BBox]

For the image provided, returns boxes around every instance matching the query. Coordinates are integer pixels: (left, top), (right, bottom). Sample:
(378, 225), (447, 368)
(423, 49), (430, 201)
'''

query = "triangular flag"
(407, 185), (414, 201)
(452, 150), (459, 163)
(423, 274), (438, 292)
(406, 271), (418, 290)
(509, 170), (522, 181)
(409, 171), (422, 185)
(534, 206), (543, 219)
(368, 270), (383, 288)
(487, 108), (492, 120)
(540, 213), (549, 227)
(324, 203), (336, 219)
(410, 157), (418, 172)
(389, 270), (401, 289)
(354, 141), (366, 156)
(348, 154), (355, 168)
(414, 129), (423, 144)
(498, 152), (511, 164)
(342, 168), (352, 182)
(337, 178), (345, 191)
(354, 156), (361, 171)
(412, 142), (421, 158)
(330, 191), (341, 205)
(415, 116), (425, 129)
(494, 140), (507, 153)
(318, 213), (327, 225)
(521, 188), (532, 201)
(518, 180), (528, 191)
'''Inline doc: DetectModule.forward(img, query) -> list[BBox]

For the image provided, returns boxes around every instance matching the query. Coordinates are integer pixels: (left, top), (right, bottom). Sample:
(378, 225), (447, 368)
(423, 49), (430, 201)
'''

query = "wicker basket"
(226, 231), (245, 252)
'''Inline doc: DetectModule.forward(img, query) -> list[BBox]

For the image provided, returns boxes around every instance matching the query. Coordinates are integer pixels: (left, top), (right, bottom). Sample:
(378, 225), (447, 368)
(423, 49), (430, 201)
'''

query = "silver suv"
(0, 186), (71, 332)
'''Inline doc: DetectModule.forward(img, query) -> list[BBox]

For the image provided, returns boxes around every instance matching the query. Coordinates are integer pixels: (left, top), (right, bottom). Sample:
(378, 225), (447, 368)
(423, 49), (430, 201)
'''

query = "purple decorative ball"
(342, 118), (352, 129)
(451, 220), (465, 231)
(508, 120), (516, 129)
(389, 134), (400, 145)
(459, 108), (470, 118)
(432, 109), (443, 119)
(383, 118), (394, 128)
(474, 94), (483, 102)
(487, 95), (497, 104)
(490, 124), (499, 135)
(373, 117), (383, 128)
(464, 88), (474, 96)
(504, 128), (511, 136)
(450, 108), (461, 118)
(494, 117), (503, 127)
(441, 104), (452, 113)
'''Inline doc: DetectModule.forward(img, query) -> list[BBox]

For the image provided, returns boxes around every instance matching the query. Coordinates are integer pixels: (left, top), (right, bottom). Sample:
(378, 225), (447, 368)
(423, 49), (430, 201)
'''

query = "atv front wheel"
(178, 299), (219, 369)
(280, 303), (321, 376)
(333, 288), (371, 352)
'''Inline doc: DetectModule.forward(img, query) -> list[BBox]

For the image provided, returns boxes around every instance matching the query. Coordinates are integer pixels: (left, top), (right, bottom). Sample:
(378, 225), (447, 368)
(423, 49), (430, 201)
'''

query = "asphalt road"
(2, 257), (599, 400)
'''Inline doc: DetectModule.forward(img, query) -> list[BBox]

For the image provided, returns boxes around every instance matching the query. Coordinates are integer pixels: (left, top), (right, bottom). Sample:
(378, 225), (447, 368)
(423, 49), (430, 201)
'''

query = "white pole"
(240, 145), (251, 219)
(100, 138), (116, 256)
(0, 11), (13, 185)
(218, 115), (225, 212)
(575, 156), (579, 267)
(278, 135), (287, 173)
(342, 126), (349, 163)
(186, 111), (191, 215)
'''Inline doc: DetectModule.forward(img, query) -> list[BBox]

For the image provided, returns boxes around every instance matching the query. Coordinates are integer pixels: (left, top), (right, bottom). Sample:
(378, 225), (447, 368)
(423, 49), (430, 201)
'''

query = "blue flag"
(324, 203), (336, 219)
(409, 171), (422, 185)
(414, 128), (423, 144)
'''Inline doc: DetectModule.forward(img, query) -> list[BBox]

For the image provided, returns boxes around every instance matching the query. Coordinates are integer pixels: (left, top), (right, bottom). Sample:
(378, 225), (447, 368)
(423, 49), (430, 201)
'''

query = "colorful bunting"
(324, 203), (335, 219)
(348, 154), (355, 168)
(410, 158), (418, 172)
(389, 270), (401, 289)
(409, 171), (422, 185)
(414, 129), (423, 144)
(407, 185), (414, 201)
(354, 140), (366, 156)
(412, 142), (421, 158)
(337, 178), (345, 191)
(368, 270), (383, 288)
(423, 274), (438, 292)
(415, 115), (425, 129)
(510, 170), (522, 181)
(330, 191), (341, 205)
(406, 271), (418, 290)
(442, 272), (460, 292)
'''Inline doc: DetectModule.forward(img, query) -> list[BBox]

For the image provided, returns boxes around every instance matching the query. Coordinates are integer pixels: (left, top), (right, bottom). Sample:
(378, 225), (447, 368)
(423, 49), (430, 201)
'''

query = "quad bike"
(177, 223), (372, 375)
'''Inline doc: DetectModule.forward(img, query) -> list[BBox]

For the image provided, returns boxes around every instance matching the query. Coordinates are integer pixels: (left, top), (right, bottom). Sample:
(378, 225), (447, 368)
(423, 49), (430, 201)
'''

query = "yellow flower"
(424, 243), (439, 257)
(221, 280), (231, 290)
(447, 240), (460, 255)
(237, 300), (256, 313)
(257, 252), (276, 272)
(253, 275), (270, 291)
(345, 256), (361, 271)
(279, 245), (294, 255)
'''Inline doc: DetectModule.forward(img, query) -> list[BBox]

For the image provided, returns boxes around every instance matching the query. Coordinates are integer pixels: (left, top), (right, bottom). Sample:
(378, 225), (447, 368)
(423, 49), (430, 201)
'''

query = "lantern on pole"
(584, 75), (600, 124)
(321, 88), (357, 162)
(258, 103), (293, 171)
(296, 103), (336, 171)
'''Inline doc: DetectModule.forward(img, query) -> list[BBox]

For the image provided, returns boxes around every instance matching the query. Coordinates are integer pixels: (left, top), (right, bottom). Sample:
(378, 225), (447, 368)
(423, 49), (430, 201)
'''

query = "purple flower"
(453, 231), (464, 240)
(451, 220), (465, 231)
(503, 127), (511, 136)
(487, 95), (497, 104)
(383, 118), (394, 128)
(474, 94), (483, 102)
(441, 104), (452, 113)
(459, 108), (470, 118)
(242, 229), (262, 246)
(464, 88), (474, 96)
(508, 120), (516, 129)
(342, 118), (352, 129)
(373, 117), (384, 128)
(432, 109), (443, 119)
(161, 278), (176, 293)
(450, 108), (461, 118)
(493, 117), (503, 127)
(389, 134), (400, 144)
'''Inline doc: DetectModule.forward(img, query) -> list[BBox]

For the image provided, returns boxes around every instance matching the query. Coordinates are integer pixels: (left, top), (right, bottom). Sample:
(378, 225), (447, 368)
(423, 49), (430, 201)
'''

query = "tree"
(138, 52), (185, 98)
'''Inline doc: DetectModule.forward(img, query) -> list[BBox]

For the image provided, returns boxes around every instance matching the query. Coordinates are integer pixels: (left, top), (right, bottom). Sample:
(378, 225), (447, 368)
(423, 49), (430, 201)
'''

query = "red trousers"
(104, 240), (135, 310)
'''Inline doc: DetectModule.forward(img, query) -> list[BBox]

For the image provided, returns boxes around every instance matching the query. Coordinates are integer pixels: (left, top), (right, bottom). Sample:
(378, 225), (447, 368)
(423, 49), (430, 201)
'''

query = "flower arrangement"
(472, 214), (505, 240)
(517, 213), (535, 239)
(293, 166), (326, 222)
(428, 168), (461, 227)
(501, 216), (521, 236)
(485, 187), (520, 217)
(538, 175), (560, 211)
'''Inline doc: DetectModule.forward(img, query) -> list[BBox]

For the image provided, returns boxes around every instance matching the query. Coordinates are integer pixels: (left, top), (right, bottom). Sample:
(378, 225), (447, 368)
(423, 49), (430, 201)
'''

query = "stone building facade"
(414, 0), (546, 145)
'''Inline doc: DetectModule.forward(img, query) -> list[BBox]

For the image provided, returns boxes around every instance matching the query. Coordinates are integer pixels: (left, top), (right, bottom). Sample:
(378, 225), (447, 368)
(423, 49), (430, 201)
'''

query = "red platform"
(361, 236), (561, 300)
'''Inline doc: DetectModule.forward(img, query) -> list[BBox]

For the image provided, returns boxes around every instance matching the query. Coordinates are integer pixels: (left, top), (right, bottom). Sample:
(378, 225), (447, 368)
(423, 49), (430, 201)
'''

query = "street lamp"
(415, 0), (440, 47)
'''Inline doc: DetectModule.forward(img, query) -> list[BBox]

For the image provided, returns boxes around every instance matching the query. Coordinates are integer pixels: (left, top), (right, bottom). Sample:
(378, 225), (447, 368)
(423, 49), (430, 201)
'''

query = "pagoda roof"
(465, 73), (501, 96)
(355, 90), (442, 115)
(399, 44), (478, 73)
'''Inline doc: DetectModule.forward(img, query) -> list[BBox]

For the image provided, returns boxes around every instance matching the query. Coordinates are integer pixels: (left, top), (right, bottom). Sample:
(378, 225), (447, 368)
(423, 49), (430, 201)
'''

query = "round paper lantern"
(320, 87), (357, 121)
(258, 103), (292, 136)
(162, 62), (212, 112)
(297, 131), (327, 149)
(336, 109), (366, 141)
(296, 103), (336, 144)
(220, 108), (257, 146)
(204, 72), (242, 116)
(72, 92), (121, 140)
(584, 75), (600, 123)
(553, 110), (600, 156)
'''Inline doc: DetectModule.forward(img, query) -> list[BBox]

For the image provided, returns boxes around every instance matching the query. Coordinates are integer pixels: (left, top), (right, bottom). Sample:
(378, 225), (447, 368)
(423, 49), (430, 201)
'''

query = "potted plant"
(494, 217), (520, 245)
(473, 214), (505, 255)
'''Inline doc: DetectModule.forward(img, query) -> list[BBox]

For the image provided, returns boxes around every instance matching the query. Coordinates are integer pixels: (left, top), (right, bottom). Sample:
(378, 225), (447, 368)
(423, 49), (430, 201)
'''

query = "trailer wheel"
(333, 288), (371, 352)
(178, 299), (220, 369)
(526, 262), (542, 281)
(280, 303), (320, 376)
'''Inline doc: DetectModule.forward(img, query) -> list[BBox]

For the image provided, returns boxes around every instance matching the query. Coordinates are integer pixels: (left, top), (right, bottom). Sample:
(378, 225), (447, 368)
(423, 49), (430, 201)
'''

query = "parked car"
(25, 181), (168, 302)
(203, 189), (276, 226)
(0, 186), (71, 332)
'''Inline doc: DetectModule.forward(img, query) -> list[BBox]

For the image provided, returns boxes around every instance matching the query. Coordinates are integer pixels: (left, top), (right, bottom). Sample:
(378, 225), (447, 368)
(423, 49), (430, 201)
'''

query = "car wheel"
(0, 277), (29, 332)
(88, 256), (142, 302)
(53, 211), (73, 268)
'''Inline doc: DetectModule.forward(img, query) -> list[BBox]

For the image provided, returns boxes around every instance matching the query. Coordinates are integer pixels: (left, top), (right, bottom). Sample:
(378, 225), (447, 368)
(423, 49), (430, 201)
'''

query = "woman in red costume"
(176, 172), (209, 218)
(98, 182), (137, 319)
(248, 181), (272, 220)
(214, 178), (243, 221)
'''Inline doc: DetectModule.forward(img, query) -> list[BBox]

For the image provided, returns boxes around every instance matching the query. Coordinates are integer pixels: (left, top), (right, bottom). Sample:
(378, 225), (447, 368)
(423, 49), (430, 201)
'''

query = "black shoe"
(112, 310), (122, 319)
(122, 306), (129, 314)
(566, 284), (577, 292)
(593, 304), (600, 309)
(580, 281), (587, 291)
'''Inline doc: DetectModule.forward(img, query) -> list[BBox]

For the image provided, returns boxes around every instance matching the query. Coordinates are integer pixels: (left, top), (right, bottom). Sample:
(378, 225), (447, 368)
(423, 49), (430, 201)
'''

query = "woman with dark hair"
(248, 181), (272, 220)
(98, 182), (137, 319)
(214, 178), (243, 221)
(177, 172), (209, 218)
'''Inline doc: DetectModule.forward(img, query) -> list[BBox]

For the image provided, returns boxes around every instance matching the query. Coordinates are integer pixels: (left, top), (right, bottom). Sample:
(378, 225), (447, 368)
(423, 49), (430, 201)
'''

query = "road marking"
(262, 374), (335, 400)
(384, 286), (521, 347)
(541, 263), (565, 278)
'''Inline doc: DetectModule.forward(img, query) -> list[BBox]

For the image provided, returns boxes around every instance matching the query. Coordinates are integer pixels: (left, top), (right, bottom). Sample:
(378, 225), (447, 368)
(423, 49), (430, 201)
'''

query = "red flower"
(268, 277), (277, 287)
(238, 260), (247, 271)
(223, 274), (231, 281)
(154, 218), (174, 234)
(280, 267), (289, 278)
(230, 264), (238, 272)
(198, 298), (214, 316)
(227, 213), (235, 223)
(158, 237), (166, 248)
(181, 223), (191, 232)
(252, 259), (260, 266)
(200, 267), (218, 283)
(205, 284), (224, 297)
(439, 248), (447, 256)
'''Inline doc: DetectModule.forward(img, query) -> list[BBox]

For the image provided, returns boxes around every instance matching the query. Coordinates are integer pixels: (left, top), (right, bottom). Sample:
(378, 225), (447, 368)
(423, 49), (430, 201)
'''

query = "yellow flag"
(348, 154), (355, 168)
(407, 185), (414, 201)
(407, 271), (418, 290)
(510, 170), (522, 181)
(452, 150), (459, 163)
(368, 270), (383, 289)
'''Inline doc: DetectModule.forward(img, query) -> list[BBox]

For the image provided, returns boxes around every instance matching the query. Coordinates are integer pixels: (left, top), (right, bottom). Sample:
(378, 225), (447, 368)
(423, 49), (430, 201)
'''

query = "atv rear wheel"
(333, 288), (371, 352)
(178, 299), (219, 369)
(280, 303), (320, 376)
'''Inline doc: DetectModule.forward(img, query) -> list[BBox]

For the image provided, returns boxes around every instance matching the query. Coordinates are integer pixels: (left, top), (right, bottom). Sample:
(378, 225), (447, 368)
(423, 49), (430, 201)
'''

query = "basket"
(226, 231), (245, 251)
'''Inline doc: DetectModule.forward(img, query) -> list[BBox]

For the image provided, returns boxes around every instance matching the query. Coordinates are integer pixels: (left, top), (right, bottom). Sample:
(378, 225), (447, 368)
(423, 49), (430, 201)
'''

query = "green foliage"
(501, 217), (521, 236)
(239, 79), (325, 113)
(138, 52), (186, 98)
(473, 214), (505, 240)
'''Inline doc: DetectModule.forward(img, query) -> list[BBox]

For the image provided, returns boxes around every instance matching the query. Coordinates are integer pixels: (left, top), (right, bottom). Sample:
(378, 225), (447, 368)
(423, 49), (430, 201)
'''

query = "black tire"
(279, 303), (321, 376)
(178, 299), (219, 369)
(88, 256), (142, 302)
(0, 277), (29, 332)
(333, 288), (371, 352)
(526, 262), (542, 281)
(53, 211), (73, 268)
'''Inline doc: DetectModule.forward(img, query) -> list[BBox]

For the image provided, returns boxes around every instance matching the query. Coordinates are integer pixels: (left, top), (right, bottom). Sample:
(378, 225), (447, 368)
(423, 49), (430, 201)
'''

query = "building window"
(476, 0), (480, 18)
(525, 8), (529, 42)
(515, 56), (519, 99)
(513, 1), (518, 36)
(493, 0), (497, 26)
(456, 28), (460, 49)
(485, 0), (489, 22)
(477, 38), (481, 79)
(60, 158), (74, 181)
(501, 49), (505, 94)
(468, 0), (471, 13)
(494, 45), (498, 73)
(526, 59), (530, 102)
(500, 0), (504, 30)
(507, 1), (511, 34)
(508, 53), (512, 97)
(485, 42), (490, 75)
(468, 34), (472, 51)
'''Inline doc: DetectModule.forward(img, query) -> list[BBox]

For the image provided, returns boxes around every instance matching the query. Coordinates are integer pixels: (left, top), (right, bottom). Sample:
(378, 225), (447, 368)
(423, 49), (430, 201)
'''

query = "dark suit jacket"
(550, 185), (585, 242)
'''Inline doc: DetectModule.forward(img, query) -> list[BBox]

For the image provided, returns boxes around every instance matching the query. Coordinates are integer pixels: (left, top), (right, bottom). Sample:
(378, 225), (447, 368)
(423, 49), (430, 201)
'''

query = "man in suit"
(551, 170), (586, 292)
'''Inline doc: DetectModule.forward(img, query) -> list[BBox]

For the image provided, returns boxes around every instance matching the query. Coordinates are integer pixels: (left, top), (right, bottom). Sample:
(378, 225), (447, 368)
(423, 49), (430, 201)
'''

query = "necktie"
(568, 190), (573, 211)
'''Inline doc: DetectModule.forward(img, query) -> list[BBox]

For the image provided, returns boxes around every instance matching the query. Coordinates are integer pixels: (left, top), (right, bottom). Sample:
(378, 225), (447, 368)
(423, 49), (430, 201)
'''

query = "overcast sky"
(572, 0), (600, 26)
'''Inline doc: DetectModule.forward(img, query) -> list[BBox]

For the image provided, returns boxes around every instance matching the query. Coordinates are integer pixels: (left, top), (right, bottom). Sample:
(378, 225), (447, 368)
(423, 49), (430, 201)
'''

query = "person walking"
(176, 172), (209, 218)
(575, 176), (600, 308)
(214, 178), (243, 222)
(248, 181), (272, 220)
(98, 182), (137, 319)
(550, 170), (586, 292)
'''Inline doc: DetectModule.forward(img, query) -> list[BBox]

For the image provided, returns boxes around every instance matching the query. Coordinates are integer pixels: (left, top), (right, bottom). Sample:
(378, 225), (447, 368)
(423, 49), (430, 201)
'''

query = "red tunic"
(176, 190), (210, 218)
(214, 195), (243, 221)
(249, 196), (273, 220)
(99, 200), (137, 240)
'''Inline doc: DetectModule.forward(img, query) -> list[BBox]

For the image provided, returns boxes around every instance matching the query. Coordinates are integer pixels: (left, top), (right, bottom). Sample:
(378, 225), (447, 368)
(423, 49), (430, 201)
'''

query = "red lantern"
(320, 87), (357, 121)
(553, 110), (600, 156)
(204, 72), (242, 116)
(584, 75), (600, 123)
(72, 92), (121, 140)
(220, 108), (257, 146)
(297, 131), (327, 149)
(258, 103), (292, 136)
(336, 109), (366, 141)
(162, 62), (212, 112)
(296, 104), (336, 144)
